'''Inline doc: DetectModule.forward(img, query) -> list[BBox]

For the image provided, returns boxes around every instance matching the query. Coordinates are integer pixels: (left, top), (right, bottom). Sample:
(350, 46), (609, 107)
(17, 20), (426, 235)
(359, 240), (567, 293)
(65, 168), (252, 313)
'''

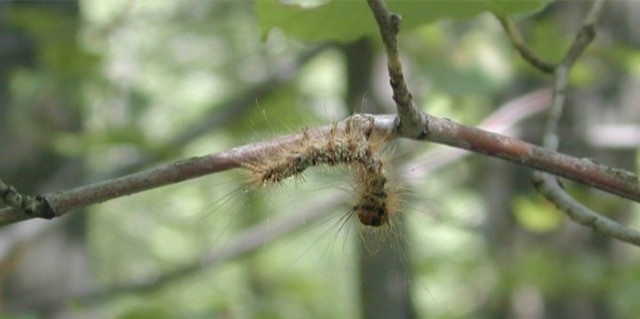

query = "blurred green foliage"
(257, 0), (548, 42)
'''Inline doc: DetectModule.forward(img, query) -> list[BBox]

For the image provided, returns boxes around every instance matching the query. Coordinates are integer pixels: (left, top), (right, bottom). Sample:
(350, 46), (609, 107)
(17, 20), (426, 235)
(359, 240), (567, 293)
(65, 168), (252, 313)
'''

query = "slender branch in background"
(503, 0), (640, 246)
(541, 0), (605, 151)
(367, 0), (638, 246)
(562, 0), (606, 68)
(494, 14), (555, 74)
(366, 0), (427, 139)
(533, 173), (640, 245)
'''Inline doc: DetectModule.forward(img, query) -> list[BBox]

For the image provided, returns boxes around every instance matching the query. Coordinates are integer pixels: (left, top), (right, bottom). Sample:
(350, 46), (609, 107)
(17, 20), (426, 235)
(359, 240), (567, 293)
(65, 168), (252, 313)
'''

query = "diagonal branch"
(372, 0), (637, 245)
(366, 0), (427, 139)
(494, 14), (555, 74)
(521, 0), (640, 246)
(542, 0), (606, 151)
(533, 172), (640, 245)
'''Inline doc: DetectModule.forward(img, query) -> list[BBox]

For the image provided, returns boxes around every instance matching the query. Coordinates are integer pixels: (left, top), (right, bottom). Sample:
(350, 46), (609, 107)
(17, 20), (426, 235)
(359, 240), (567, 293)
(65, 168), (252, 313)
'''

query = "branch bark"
(2, 112), (639, 227)
(495, 0), (640, 244)
(366, 0), (426, 139)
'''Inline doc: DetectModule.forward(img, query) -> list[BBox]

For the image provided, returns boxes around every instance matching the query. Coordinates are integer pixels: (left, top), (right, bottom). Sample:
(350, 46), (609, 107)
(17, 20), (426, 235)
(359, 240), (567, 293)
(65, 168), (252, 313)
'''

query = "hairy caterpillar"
(244, 115), (404, 227)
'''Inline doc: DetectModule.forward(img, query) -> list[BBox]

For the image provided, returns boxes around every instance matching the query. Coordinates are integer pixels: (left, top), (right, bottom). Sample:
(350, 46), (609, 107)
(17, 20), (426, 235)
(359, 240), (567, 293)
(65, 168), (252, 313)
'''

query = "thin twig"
(542, 1), (605, 151)
(366, 0), (427, 139)
(527, 0), (640, 246)
(495, 14), (555, 74)
(561, 0), (605, 68)
(495, 0), (624, 244)
(533, 172), (640, 245)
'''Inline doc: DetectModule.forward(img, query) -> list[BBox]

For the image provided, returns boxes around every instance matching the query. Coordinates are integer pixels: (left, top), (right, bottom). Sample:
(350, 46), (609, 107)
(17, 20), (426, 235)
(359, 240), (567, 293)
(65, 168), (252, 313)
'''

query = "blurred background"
(1, 1), (640, 318)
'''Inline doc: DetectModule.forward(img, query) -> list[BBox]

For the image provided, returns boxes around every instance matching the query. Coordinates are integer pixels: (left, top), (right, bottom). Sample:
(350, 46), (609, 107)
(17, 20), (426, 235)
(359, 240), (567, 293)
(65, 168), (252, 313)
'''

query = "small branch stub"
(0, 180), (55, 219)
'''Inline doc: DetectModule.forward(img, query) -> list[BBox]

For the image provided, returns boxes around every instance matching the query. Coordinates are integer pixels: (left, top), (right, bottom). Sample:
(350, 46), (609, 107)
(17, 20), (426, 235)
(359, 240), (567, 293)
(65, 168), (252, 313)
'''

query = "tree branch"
(366, 0), (427, 139)
(515, 0), (640, 246)
(389, 0), (633, 247)
(0, 116), (396, 226)
(2, 111), (639, 227)
(542, 0), (605, 151)
(533, 172), (640, 245)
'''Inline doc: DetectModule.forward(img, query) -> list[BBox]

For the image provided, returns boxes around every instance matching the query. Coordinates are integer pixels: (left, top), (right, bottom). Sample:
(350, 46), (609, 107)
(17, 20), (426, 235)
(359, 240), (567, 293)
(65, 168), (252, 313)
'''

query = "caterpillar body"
(244, 115), (403, 227)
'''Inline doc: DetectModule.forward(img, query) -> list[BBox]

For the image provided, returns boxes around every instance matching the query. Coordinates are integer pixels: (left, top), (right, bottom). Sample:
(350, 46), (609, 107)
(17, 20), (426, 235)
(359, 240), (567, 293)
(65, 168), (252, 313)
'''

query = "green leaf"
(256, 0), (550, 42)
(389, 0), (548, 28)
(256, 1), (375, 42)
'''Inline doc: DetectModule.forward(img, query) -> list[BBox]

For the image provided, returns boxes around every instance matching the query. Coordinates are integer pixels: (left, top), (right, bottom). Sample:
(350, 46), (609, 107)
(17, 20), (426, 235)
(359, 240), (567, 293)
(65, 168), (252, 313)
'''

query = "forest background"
(1, 0), (640, 318)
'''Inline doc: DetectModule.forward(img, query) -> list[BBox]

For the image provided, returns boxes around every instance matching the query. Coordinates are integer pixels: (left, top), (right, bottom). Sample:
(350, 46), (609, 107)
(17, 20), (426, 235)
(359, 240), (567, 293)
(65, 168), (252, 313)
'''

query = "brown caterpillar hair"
(246, 116), (382, 184)
(245, 115), (403, 227)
